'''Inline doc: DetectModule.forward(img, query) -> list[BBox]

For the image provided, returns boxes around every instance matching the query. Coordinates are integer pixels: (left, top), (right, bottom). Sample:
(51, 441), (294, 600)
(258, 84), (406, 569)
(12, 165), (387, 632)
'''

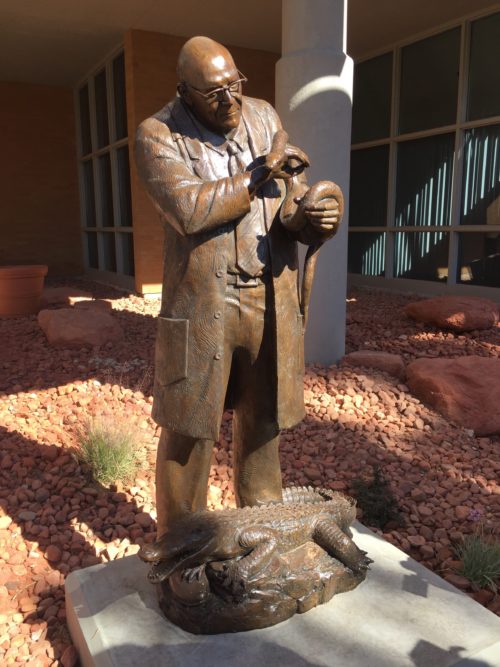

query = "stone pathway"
(0, 280), (499, 665)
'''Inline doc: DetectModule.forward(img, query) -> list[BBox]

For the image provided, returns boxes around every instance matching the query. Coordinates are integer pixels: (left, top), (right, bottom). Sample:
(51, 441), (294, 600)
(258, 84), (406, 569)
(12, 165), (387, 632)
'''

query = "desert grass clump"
(76, 416), (140, 486)
(456, 530), (500, 592)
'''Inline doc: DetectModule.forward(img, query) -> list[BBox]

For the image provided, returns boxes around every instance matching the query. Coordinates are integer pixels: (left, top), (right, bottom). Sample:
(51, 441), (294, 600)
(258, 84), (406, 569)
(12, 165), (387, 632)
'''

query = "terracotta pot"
(0, 265), (48, 316)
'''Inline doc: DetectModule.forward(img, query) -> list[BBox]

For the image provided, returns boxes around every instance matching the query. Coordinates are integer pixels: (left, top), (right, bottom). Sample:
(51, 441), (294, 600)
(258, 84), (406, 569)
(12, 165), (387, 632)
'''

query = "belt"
(226, 272), (271, 287)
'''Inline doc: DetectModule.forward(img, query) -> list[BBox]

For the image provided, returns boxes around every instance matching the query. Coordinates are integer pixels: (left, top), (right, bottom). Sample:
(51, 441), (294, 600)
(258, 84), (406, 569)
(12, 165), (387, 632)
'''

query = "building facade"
(1, 0), (499, 362)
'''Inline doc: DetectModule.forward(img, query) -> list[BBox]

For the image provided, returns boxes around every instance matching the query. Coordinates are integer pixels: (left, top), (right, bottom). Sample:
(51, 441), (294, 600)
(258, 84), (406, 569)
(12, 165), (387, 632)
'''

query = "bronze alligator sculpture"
(139, 486), (372, 594)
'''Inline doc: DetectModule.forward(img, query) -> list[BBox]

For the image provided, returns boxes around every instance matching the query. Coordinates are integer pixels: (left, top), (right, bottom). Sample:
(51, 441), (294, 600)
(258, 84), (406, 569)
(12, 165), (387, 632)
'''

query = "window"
(349, 10), (500, 290)
(352, 53), (392, 144)
(76, 49), (134, 282)
(395, 134), (454, 228)
(467, 12), (500, 121)
(399, 29), (460, 134)
(349, 146), (389, 228)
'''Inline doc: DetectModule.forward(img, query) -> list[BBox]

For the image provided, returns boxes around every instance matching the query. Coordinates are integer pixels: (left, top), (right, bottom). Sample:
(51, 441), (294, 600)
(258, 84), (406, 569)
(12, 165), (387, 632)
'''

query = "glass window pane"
(94, 68), (109, 148)
(116, 146), (132, 227)
(113, 52), (128, 140)
(86, 232), (98, 269)
(349, 145), (389, 227)
(78, 85), (92, 155)
(394, 232), (449, 281)
(82, 160), (96, 227)
(352, 52), (393, 143)
(399, 28), (460, 134)
(457, 232), (500, 287)
(461, 124), (500, 226)
(97, 154), (114, 227)
(101, 233), (117, 272)
(395, 134), (454, 228)
(119, 232), (135, 276)
(468, 12), (500, 121)
(348, 232), (386, 276)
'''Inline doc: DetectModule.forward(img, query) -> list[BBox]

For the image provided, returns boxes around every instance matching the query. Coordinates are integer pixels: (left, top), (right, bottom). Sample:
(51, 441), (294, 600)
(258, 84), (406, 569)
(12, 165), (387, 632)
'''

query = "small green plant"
(456, 529), (500, 592)
(76, 416), (140, 486)
(351, 466), (401, 529)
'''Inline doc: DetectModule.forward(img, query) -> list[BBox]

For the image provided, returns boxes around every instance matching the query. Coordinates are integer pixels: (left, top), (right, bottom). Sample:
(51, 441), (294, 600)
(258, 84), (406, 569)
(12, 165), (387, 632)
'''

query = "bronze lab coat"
(135, 95), (325, 440)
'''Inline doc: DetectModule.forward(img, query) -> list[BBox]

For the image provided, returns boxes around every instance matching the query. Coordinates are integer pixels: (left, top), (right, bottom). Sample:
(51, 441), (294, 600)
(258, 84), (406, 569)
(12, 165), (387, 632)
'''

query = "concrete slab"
(65, 524), (500, 667)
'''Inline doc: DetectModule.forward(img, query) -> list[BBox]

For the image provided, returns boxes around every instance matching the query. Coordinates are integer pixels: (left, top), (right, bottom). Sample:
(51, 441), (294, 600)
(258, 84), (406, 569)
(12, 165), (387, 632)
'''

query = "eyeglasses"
(186, 71), (247, 103)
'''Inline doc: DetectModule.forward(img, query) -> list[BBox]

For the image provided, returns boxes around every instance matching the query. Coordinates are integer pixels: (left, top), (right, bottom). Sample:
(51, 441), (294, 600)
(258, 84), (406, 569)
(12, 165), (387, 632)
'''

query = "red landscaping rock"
(0, 280), (498, 662)
(45, 545), (62, 563)
(406, 356), (500, 436)
(40, 287), (92, 308)
(74, 299), (113, 312)
(341, 351), (405, 379)
(405, 296), (499, 332)
(38, 308), (123, 348)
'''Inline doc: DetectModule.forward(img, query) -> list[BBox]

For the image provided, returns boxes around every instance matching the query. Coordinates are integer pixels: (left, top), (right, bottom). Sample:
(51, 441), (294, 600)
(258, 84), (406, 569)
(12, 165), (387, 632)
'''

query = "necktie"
(227, 141), (269, 277)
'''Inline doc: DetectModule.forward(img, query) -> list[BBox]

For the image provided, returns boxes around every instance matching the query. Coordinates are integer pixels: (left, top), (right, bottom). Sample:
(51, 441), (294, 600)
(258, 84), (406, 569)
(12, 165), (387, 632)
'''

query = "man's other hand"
(294, 181), (344, 236)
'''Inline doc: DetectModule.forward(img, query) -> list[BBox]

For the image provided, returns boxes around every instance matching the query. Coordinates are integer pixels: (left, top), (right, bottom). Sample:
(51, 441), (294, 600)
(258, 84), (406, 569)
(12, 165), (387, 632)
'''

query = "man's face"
(182, 54), (243, 135)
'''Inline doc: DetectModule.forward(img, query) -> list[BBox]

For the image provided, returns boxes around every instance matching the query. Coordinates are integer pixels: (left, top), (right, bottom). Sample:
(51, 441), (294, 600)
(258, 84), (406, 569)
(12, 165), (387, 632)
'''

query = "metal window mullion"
(74, 88), (84, 160)
(455, 224), (500, 232)
(74, 86), (91, 270)
(84, 226), (133, 232)
(386, 226), (452, 233)
(106, 59), (123, 275)
(459, 115), (500, 131)
(447, 20), (470, 286)
(88, 77), (105, 270)
(351, 138), (390, 151)
(89, 138), (128, 158)
(394, 125), (458, 143)
(385, 43), (400, 279)
(349, 227), (389, 233)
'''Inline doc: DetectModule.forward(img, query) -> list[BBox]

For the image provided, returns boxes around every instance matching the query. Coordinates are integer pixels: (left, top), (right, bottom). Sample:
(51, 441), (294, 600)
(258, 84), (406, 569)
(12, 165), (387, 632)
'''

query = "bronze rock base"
(157, 542), (366, 634)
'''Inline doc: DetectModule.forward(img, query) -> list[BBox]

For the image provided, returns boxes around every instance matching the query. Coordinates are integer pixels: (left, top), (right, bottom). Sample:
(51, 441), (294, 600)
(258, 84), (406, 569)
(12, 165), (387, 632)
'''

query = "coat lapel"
(170, 100), (218, 180)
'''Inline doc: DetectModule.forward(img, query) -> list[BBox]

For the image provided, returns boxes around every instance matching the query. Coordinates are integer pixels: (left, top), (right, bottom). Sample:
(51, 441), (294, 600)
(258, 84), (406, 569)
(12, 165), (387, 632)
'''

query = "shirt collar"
(186, 104), (248, 156)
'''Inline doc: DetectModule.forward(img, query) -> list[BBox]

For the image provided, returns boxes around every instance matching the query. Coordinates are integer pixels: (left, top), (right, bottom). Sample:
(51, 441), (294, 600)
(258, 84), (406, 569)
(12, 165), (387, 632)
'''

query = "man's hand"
(248, 130), (310, 196)
(294, 181), (344, 236)
(265, 130), (310, 179)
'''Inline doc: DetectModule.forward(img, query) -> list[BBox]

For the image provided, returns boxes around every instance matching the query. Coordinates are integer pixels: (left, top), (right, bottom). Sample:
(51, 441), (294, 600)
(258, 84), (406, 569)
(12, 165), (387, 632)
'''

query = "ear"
(177, 82), (192, 105)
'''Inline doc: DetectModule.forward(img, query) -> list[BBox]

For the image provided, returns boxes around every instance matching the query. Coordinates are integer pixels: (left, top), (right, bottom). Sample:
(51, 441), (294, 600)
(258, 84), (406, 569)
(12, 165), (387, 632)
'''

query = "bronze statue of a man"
(135, 36), (342, 541)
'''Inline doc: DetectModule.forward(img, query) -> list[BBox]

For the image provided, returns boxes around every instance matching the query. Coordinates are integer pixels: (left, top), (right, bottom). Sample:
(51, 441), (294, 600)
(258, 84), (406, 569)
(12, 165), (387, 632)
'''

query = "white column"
(276, 0), (353, 364)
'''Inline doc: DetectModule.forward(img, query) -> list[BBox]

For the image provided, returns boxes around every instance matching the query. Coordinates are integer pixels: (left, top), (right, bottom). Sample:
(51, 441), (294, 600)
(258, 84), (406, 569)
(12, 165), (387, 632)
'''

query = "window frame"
(74, 44), (135, 289)
(349, 6), (500, 293)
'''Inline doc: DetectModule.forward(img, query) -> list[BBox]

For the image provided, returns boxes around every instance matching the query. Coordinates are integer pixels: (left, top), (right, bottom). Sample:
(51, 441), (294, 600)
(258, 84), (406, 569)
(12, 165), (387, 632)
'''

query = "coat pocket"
(155, 317), (189, 385)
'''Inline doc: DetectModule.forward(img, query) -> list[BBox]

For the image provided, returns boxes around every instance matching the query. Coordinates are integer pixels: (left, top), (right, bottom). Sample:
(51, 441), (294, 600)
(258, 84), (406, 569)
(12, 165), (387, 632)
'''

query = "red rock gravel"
(1, 280), (499, 664)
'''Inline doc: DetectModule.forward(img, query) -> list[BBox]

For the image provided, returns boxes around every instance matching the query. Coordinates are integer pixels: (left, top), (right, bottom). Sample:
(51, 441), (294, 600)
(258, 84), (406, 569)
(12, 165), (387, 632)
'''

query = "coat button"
(214, 311), (221, 319)
(214, 352), (222, 360)
(216, 269), (224, 278)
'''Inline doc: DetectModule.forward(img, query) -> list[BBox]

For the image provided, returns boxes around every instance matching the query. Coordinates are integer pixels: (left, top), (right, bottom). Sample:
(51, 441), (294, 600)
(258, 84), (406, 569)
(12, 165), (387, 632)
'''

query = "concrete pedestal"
(66, 523), (500, 667)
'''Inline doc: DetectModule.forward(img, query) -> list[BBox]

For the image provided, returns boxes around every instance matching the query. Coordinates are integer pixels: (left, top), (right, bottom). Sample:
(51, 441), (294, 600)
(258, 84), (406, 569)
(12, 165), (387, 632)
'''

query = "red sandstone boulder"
(404, 296), (499, 332)
(38, 307), (123, 348)
(74, 299), (113, 312)
(341, 351), (405, 379)
(40, 287), (92, 308)
(406, 356), (500, 435)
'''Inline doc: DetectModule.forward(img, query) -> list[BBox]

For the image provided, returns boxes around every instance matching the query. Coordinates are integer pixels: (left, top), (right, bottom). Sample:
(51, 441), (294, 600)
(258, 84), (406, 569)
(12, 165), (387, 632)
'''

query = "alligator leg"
(313, 519), (372, 573)
(221, 527), (278, 594)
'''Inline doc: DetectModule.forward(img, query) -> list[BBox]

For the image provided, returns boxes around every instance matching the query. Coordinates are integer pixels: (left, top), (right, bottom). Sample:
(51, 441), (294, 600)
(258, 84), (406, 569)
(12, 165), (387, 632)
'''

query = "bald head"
(176, 36), (244, 135)
(177, 36), (237, 90)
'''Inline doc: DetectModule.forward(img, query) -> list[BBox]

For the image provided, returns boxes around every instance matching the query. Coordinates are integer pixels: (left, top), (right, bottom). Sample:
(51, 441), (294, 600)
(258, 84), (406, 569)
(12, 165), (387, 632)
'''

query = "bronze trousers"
(156, 279), (283, 536)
